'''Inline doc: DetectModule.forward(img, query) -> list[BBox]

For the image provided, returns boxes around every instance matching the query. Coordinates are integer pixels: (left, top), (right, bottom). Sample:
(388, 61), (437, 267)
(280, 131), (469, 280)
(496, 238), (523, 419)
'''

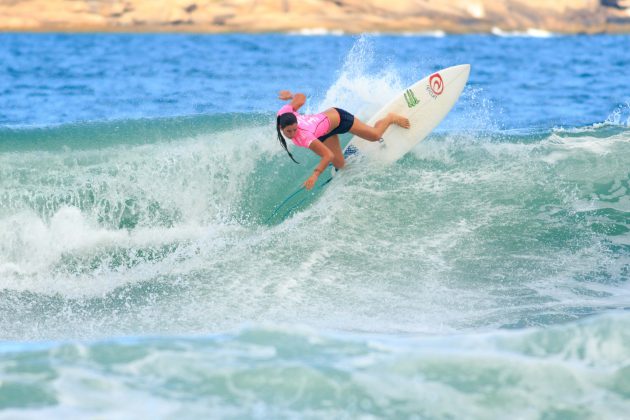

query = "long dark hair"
(276, 113), (299, 164)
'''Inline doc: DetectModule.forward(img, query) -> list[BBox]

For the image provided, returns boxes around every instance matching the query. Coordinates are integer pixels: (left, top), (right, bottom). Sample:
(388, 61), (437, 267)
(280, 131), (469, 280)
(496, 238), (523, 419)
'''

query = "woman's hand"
(278, 90), (293, 100)
(306, 142), (333, 190)
(304, 172), (319, 190)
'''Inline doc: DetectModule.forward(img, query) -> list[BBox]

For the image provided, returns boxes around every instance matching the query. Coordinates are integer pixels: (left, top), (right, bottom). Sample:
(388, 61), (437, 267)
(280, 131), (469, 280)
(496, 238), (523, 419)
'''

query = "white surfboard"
(340, 64), (471, 165)
(266, 64), (470, 224)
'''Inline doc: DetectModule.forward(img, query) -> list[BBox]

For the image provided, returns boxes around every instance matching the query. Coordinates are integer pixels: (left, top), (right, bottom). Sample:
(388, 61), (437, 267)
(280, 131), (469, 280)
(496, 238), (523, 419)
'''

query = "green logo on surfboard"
(404, 89), (419, 108)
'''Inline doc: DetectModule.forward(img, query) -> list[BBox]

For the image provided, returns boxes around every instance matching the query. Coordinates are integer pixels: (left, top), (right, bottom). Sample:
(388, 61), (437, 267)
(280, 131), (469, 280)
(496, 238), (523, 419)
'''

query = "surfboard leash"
(264, 186), (306, 224)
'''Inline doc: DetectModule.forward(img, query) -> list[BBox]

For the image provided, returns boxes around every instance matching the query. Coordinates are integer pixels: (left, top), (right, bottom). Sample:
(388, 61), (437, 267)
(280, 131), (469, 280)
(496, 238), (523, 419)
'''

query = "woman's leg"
(349, 113), (410, 142)
(324, 135), (345, 169)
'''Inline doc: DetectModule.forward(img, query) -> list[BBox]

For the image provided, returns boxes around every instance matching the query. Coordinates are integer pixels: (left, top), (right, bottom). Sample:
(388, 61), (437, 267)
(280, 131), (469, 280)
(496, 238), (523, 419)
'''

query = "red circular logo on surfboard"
(429, 73), (444, 96)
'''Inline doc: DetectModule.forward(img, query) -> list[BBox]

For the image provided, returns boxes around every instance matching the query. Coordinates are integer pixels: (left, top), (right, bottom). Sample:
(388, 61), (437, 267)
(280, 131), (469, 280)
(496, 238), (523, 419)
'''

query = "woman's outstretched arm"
(278, 90), (306, 111)
(304, 140), (333, 190)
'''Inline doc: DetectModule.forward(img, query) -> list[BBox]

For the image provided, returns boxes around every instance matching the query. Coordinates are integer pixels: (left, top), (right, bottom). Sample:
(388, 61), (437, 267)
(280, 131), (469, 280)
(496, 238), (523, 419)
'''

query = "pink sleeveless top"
(277, 104), (331, 148)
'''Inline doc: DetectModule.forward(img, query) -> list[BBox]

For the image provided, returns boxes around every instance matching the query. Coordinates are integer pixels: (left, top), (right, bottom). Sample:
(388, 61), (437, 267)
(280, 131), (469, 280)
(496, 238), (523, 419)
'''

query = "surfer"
(276, 90), (410, 190)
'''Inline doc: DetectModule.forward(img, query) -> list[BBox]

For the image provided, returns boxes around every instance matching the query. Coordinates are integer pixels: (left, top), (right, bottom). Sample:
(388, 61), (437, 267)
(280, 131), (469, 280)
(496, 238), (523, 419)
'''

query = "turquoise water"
(0, 34), (629, 418)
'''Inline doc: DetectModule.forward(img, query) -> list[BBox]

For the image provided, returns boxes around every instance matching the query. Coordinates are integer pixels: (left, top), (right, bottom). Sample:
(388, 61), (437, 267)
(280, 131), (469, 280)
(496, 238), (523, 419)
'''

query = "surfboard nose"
(448, 64), (471, 84)
(438, 64), (471, 82)
(456, 64), (471, 78)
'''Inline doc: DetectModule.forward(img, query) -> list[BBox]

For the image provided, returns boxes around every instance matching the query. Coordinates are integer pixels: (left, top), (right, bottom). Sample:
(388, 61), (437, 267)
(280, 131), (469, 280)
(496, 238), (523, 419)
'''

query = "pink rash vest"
(277, 104), (331, 148)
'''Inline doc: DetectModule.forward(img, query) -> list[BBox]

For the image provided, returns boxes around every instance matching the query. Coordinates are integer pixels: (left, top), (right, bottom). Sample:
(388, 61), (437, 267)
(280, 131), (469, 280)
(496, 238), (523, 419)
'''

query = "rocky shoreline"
(1, 0), (630, 34)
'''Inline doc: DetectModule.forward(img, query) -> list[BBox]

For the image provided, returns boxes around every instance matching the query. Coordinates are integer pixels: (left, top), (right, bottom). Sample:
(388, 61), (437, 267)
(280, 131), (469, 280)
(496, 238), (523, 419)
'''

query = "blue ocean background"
(0, 33), (629, 418)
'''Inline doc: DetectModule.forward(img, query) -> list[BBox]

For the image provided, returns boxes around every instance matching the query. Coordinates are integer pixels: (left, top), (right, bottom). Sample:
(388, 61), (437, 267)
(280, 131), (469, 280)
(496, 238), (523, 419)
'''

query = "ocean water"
(0, 33), (629, 418)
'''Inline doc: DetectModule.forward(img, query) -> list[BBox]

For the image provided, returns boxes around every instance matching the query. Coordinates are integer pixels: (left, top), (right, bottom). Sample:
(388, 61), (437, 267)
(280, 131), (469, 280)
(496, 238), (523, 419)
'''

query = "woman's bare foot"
(388, 113), (411, 129)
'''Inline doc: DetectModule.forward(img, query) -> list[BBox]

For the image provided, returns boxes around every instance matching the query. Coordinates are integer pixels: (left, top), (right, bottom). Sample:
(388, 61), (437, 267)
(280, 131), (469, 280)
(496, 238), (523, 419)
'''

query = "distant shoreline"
(1, 0), (630, 35)
(2, 27), (630, 36)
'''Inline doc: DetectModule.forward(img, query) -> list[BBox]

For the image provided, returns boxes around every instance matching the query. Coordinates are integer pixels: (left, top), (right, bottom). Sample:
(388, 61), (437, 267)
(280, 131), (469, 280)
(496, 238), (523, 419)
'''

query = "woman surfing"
(276, 90), (410, 190)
